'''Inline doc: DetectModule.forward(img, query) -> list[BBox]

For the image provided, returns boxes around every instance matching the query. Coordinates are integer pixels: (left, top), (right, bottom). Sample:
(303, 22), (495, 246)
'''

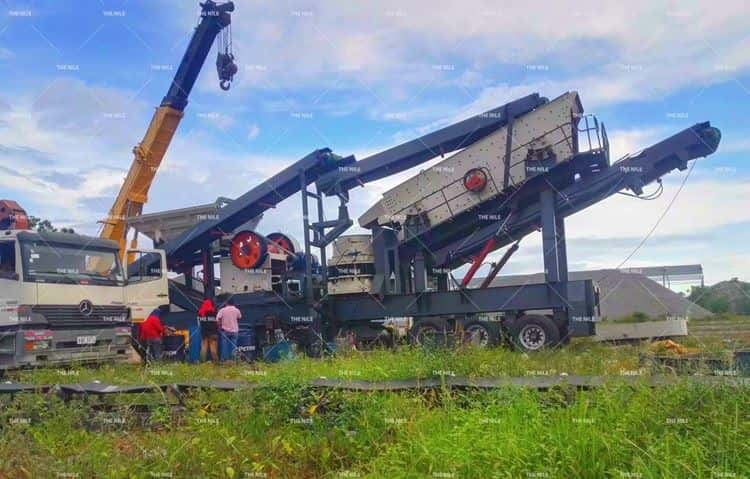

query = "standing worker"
(197, 298), (219, 362)
(138, 308), (170, 363)
(217, 298), (241, 362)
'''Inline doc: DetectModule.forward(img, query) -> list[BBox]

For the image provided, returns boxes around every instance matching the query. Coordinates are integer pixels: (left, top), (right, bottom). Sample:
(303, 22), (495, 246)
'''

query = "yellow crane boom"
(101, 107), (183, 255)
(101, 0), (236, 261)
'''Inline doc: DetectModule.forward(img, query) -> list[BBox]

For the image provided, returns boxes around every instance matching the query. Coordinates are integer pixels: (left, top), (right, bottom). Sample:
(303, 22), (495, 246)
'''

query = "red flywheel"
(463, 168), (488, 193)
(266, 232), (297, 255)
(230, 230), (268, 269)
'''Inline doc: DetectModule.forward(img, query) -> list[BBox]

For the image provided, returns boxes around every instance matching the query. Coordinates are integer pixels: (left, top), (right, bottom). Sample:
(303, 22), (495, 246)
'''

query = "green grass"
(8, 342), (647, 386)
(1, 342), (748, 478)
(0, 380), (747, 478)
(706, 314), (750, 322)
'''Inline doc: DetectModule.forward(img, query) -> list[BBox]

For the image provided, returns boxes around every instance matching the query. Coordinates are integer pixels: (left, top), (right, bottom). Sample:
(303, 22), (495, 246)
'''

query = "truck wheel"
(410, 319), (449, 348)
(461, 320), (499, 347)
(510, 315), (560, 352)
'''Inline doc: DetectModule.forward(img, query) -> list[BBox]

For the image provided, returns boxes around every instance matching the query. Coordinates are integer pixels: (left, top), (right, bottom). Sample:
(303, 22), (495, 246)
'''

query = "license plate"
(76, 335), (97, 345)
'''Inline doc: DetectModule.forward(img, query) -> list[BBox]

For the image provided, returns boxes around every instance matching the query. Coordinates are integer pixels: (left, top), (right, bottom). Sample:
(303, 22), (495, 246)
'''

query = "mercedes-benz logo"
(79, 300), (94, 317)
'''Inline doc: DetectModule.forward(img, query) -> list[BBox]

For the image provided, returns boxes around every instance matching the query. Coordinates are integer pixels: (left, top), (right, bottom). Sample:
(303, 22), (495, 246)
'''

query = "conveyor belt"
(425, 122), (721, 268)
(168, 279), (204, 311)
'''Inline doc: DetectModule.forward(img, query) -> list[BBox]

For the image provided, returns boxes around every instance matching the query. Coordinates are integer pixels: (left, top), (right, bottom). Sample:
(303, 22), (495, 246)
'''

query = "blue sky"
(0, 0), (748, 285)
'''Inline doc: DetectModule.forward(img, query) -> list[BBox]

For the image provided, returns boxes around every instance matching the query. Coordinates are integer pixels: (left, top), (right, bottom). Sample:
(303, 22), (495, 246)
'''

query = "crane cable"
(612, 157), (697, 272)
(216, 12), (236, 90)
(218, 21), (232, 57)
(616, 179), (664, 201)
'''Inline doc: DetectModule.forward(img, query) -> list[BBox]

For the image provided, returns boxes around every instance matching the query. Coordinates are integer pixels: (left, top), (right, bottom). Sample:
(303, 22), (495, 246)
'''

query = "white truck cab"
(0, 228), (168, 369)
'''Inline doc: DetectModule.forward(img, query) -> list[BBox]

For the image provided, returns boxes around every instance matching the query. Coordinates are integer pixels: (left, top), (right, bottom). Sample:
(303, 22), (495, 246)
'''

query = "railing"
(577, 114), (609, 162)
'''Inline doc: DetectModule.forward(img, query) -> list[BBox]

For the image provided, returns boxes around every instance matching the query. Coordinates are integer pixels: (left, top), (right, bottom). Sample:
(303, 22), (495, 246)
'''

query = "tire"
(410, 319), (449, 348)
(461, 320), (500, 348)
(509, 315), (560, 352)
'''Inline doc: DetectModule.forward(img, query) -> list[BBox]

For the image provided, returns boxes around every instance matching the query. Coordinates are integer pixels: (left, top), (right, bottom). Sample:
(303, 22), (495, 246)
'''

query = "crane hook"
(216, 52), (237, 91)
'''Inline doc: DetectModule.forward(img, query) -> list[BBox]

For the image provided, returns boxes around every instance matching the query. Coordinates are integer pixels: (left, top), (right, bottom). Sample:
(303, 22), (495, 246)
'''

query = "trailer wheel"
(461, 321), (499, 348)
(410, 319), (449, 348)
(510, 315), (560, 352)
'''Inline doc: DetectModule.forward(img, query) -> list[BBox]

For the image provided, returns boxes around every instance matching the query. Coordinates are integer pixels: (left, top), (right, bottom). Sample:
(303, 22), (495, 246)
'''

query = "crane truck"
(0, 201), (168, 369)
(138, 91), (720, 353)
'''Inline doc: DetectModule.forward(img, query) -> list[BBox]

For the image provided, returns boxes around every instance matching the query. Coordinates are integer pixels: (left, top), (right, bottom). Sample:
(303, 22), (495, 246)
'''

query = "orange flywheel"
(266, 232), (297, 255)
(230, 230), (268, 269)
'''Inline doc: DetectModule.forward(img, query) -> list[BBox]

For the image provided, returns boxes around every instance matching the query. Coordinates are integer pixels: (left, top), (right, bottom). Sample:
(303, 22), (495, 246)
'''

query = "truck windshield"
(19, 240), (125, 286)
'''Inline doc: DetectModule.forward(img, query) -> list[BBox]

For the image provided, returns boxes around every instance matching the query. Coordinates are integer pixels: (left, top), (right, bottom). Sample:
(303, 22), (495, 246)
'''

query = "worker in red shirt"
(197, 298), (219, 362)
(138, 308), (170, 362)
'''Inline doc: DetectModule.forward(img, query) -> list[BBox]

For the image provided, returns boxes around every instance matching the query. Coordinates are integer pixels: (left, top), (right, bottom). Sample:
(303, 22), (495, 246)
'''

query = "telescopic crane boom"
(100, 1), (237, 259)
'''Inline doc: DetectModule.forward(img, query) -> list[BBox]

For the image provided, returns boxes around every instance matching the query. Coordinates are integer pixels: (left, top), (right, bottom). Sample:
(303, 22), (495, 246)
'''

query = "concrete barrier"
(595, 319), (688, 342)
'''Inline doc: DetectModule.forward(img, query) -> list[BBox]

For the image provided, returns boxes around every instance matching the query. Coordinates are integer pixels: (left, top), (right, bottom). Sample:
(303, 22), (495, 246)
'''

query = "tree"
(27, 216), (75, 234)
(689, 282), (750, 315)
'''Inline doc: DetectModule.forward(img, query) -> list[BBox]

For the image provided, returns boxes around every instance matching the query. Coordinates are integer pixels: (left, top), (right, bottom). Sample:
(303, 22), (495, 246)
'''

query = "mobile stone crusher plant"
(146, 91), (720, 353)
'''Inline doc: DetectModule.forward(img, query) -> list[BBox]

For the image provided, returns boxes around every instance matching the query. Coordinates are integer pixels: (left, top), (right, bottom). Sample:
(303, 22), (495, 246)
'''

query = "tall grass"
(0, 381), (747, 478)
(0, 345), (747, 478)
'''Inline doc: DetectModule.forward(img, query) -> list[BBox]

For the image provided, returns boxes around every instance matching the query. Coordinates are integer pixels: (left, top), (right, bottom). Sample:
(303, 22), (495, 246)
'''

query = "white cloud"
(719, 137), (750, 154)
(606, 128), (666, 162)
(247, 124), (260, 140)
(0, 79), (152, 228)
(565, 176), (750, 240)
(166, 0), (750, 114)
(703, 253), (750, 284)
(0, 78), (309, 234)
(0, 78), (149, 164)
(194, 111), (236, 131)
(0, 162), (124, 218)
